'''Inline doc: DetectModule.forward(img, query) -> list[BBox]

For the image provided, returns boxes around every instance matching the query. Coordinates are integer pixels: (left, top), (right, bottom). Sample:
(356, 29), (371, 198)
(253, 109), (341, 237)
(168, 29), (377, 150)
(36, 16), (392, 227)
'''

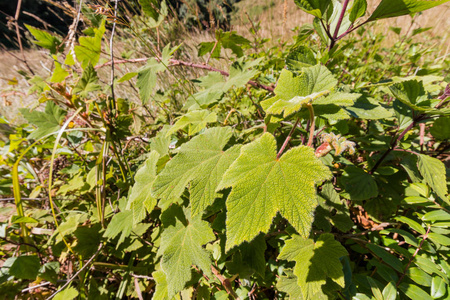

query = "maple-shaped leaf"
(159, 206), (215, 298)
(278, 233), (348, 299)
(217, 133), (332, 250)
(277, 269), (304, 299)
(20, 101), (66, 140)
(152, 127), (241, 215)
(167, 110), (217, 136)
(103, 210), (133, 248)
(261, 66), (337, 118)
(126, 151), (159, 224)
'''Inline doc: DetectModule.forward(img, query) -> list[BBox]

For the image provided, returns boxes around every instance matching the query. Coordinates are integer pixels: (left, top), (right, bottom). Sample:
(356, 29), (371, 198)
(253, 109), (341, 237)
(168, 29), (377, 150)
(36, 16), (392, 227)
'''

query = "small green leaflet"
(126, 151), (159, 224)
(418, 155), (448, 204)
(50, 57), (69, 83)
(368, 0), (450, 22)
(261, 66), (338, 117)
(349, 0), (367, 23)
(72, 64), (102, 96)
(159, 206), (215, 298)
(167, 110), (217, 136)
(278, 234), (348, 299)
(152, 127), (241, 215)
(20, 101), (66, 140)
(217, 132), (332, 250)
(25, 25), (63, 54)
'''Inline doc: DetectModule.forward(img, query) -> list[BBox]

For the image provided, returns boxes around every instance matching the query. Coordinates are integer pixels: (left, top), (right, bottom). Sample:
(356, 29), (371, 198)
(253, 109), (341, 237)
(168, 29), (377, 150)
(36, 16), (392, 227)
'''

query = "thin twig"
(46, 244), (103, 300)
(13, 0), (34, 75)
(396, 226), (431, 287)
(277, 118), (300, 159)
(109, 0), (119, 112)
(211, 265), (240, 300)
(95, 58), (274, 92)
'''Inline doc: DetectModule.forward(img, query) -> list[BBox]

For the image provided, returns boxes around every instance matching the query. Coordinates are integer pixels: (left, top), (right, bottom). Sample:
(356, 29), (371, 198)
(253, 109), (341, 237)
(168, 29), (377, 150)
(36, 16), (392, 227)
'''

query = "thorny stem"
(277, 118), (300, 159)
(396, 226), (431, 287)
(306, 104), (315, 147)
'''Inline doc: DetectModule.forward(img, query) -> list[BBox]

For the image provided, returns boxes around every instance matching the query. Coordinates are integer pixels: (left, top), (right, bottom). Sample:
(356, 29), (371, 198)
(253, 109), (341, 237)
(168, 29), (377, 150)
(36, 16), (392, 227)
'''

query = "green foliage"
(25, 25), (63, 54)
(3, 0), (450, 299)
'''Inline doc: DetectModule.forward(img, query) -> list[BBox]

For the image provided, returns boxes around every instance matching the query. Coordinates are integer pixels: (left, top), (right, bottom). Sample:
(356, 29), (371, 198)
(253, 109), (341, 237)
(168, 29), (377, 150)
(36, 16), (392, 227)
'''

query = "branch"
(277, 118), (300, 159)
(46, 244), (103, 300)
(95, 58), (274, 93)
(211, 265), (240, 300)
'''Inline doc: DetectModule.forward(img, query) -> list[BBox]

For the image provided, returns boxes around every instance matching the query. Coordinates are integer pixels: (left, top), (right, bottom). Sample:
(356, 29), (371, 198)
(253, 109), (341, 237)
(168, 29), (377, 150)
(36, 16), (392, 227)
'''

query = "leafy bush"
(1, 0), (450, 299)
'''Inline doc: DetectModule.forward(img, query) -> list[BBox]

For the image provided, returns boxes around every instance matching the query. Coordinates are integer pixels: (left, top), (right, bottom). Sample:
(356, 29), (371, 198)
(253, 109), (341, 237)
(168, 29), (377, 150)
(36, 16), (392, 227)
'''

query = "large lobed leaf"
(159, 207), (215, 298)
(20, 101), (66, 140)
(217, 132), (332, 250)
(152, 127), (241, 215)
(126, 151), (159, 224)
(278, 233), (348, 299)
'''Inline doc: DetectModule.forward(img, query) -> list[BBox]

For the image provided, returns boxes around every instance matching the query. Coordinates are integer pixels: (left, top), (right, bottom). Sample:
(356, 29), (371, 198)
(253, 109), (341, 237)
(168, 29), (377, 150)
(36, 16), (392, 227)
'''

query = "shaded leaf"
(20, 101), (66, 140)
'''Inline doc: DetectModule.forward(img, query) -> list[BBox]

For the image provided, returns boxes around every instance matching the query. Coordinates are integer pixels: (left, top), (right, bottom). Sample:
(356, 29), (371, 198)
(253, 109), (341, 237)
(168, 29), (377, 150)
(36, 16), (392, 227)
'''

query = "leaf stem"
(277, 118), (300, 159)
(306, 104), (315, 147)
(329, 0), (351, 50)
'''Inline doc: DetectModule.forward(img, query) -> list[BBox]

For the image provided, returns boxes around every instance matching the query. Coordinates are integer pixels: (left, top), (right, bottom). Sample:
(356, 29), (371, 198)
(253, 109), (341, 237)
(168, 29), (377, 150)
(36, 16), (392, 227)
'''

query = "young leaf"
(137, 58), (165, 104)
(20, 101), (66, 140)
(50, 57), (69, 83)
(278, 234), (348, 299)
(217, 132), (331, 250)
(74, 20), (105, 68)
(418, 154), (448, 203)
(293, 0), (332, 18)
(261, 66), (337, 117)
(368, 0), (450, 22)
(349, 0), (367, 23)
(25, 25), (63, 54)
(167, 110), (217, 136)
(152, 127), (241, 215)
(72, 64), (102, 96)
(159, 207), (215, 298)
(277, 269), (304, 299)
(126, 151), (159, 224)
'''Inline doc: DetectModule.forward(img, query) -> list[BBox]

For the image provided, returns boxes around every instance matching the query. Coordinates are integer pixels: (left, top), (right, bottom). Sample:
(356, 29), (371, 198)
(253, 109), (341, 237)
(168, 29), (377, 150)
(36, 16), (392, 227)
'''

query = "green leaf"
(286, 45), (317, 71)
(139, 0), (162, 20)
(382, 281), (397, 300)
(159, 207), (215, 298)
(103, 210), (134, 248)
(340, 166), (378, 200)
(368, 0), (450, 22)
(428, 232), (450, 246)
(137, 58), (165, 104)
(367, 277), (383, 300)
(152, 270), (173, 300)
(167, 110), (217, 136)
(345, 97), (393, 119)
(422, 210), (450, 221)
(74, 20), (105, 68)
(73, 224), (102, 257)
(118, 72), (138, 83)
(25, 25), (63, 54)
(430, 117), (450, 140)
(277, 269), (304, 299)
(72, 64), (102, 96)
(152, 127), (241, 215)
(293, 0), (332, 18)
(218, 132), (331, 250)
(349, 0), (367, 23)
(8, 256), (40, 280)
(50, 57), (69, 83)
(261, 66), (337, 117)
(366, 244), (404, 273)
(398, 282), (433, 300)
(406, 267), (432, 286)
(20, 101), (66, 140)
(395, 216), (426, 235)
(278, 233), (347, 299)
(418, 154), (448, 203)
(53, 287), (79, 300)
(431, 276), (447, 299)
(126, 151), (159, 224)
